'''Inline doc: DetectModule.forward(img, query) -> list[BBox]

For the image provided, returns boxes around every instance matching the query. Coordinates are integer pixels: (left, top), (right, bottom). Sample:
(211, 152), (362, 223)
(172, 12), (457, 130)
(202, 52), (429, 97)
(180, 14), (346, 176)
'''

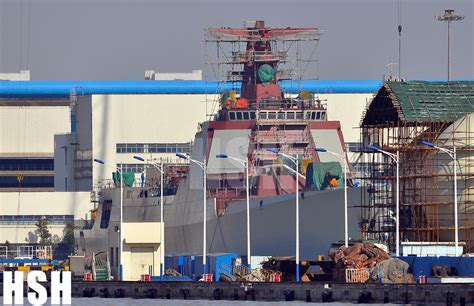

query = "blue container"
(398, 256), (474, 278)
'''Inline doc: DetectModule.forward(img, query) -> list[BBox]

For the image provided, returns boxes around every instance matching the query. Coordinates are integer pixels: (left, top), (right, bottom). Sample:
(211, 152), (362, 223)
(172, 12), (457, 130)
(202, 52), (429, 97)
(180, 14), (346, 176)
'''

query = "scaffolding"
(358, 81), (474, 253)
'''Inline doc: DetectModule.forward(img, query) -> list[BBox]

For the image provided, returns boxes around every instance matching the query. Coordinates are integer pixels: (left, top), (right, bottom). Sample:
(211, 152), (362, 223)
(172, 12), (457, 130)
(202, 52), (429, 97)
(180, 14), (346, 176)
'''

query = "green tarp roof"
(362, 81), (474, 125)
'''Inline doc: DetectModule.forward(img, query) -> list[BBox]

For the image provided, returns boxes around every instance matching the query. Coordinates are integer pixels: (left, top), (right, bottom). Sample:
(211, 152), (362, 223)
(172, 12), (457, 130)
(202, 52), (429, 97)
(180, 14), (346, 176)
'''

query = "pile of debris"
(330, 243), (390, 269)
(330, 243), (414, 283)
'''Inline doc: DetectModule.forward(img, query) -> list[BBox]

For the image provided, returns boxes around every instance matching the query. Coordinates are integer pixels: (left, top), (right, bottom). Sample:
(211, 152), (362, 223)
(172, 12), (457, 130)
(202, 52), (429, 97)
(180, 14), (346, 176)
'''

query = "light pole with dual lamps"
(133, 155), (166, 280)
(366, 146), (400, 257)
(216, 153), (251, 269)
(93, 158), (124, 280)
(176, 153), (208, 274)
(314, 147), (349, 248)
(420, 141), (460, 256)
(266, 148), (302, 282)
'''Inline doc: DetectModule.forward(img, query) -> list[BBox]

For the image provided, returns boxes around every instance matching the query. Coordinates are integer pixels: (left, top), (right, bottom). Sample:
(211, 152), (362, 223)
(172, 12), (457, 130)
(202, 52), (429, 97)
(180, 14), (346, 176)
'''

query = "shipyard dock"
(1, 281), (466, 304)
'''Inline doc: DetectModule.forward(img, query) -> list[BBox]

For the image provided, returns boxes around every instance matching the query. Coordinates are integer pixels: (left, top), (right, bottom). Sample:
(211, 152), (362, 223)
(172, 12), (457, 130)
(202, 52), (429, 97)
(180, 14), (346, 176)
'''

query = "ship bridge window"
(311, 112), (316, 120)
(287, 112), (295, 120)
(321, 112), (326, 120)
(243, 112), (249, 120)
(296, 112), (304, 120)
(229, 112), (236, 120)
(259, 112), (267, 119)
(117, 143), (192, 154)
(250, 112), (256, 120)
(305, 112), (311, 120)
(278, 112), (285, 120)
(236, 112), (243, 120)
(268, 112), (277, 119)
(316, 112), (321, 120)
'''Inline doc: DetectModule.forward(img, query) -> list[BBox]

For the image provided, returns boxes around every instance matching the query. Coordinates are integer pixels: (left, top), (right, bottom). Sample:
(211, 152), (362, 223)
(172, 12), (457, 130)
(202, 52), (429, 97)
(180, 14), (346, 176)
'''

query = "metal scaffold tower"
(357, 80), (474, 253)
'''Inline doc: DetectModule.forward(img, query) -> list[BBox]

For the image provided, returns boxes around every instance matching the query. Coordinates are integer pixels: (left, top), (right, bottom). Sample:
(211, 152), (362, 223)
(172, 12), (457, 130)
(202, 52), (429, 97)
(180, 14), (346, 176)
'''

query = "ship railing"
(231, 51), (288, 63)
(0, 245), (52, 260)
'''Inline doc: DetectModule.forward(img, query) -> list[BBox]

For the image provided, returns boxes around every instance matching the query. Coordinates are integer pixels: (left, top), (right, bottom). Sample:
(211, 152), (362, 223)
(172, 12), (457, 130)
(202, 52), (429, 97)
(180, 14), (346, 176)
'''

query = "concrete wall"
(0, 106), (70, 157)
(321, 93), (372, 145)
(0, 191), (91, 244)
(89, 94), (215, 183)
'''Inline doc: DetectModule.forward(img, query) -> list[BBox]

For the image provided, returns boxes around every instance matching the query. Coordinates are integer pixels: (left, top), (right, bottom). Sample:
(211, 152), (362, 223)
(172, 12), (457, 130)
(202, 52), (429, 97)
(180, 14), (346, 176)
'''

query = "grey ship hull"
(165, 177), (365, 259)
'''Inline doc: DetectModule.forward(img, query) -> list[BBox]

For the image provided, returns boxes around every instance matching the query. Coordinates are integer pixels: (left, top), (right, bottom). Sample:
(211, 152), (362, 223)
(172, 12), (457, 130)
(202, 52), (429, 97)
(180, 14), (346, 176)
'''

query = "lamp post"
(216, 153), (251, 269)
(420, 141), (460, 256)
(134, 155), (165, 280)
(94, 158), (124, 280)
(315, 147), (348, 248)
(435, 9), (465, 81)
(176, 153), (208, 274)
(367, 146), (400, 256)
(266, 148), (301, 282)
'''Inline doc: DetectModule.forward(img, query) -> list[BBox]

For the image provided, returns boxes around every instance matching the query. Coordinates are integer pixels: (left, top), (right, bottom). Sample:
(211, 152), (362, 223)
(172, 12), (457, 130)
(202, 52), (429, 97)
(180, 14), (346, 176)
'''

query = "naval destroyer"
(78, 21), (367, 266)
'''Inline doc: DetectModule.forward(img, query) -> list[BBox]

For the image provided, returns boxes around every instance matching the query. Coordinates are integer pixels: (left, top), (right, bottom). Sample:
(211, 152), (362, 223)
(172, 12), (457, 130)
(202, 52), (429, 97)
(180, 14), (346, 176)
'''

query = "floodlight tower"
(435, 9), (465, 81)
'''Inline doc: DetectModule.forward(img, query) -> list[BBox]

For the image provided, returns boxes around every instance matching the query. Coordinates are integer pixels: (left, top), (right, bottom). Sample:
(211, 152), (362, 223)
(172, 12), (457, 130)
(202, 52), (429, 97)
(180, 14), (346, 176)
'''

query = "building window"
(0, 158), (53, 171)
(116, 143), (192, 154)
(0, 215), (73, 224)
(118, 164), (145, 173)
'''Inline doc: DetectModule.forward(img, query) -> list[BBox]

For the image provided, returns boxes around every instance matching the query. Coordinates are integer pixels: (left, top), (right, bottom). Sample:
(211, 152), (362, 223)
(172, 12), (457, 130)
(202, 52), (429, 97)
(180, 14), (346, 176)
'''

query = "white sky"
(0, 0), (472, 80)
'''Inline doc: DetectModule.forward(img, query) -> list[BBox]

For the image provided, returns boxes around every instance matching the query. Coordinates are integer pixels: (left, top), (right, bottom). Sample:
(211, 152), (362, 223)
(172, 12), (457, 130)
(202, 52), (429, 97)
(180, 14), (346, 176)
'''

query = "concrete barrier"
(1, 281), (473, 304)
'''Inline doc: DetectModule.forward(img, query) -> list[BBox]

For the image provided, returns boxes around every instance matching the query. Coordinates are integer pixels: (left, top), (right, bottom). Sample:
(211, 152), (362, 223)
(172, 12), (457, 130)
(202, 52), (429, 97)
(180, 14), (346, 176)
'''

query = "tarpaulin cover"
(306, 161), (344, 191)
(112, 172), (135, 187)
(258, 64), (275, 83)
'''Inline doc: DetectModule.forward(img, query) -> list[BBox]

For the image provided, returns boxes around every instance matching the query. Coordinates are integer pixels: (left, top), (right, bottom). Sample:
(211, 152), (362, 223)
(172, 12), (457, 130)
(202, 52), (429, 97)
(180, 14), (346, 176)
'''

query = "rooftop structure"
(0, 70), (30, 81)
(144, 69), (202, 80)
(362, 81), (474, 124)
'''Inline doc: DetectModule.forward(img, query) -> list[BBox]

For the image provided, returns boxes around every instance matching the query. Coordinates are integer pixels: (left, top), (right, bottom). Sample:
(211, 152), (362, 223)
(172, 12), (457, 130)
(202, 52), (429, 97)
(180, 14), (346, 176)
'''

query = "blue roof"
(0, 79), (383, 98)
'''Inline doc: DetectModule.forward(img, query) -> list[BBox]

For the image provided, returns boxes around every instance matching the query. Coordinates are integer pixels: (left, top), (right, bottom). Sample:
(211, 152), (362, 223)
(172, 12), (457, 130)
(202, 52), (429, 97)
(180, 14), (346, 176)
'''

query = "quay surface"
(2, 281), (468, 304)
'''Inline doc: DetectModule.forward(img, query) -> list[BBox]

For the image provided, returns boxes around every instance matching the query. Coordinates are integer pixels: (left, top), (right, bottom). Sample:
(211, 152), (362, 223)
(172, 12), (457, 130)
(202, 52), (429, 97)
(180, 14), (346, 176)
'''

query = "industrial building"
(358, 80), (474, 253)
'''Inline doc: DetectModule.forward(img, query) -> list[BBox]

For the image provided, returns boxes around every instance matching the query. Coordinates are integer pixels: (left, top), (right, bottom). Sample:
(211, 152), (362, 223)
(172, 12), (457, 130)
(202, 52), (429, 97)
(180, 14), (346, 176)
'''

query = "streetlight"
(315, 147), (348, 248)
(366, 146), (400, 257)
(420, 141), (460, 256)
(435, 9), (465, 81)
(266, 148), (301, 282)
(216, 153), (251, 269)
(94, 158), (124, 280)
(134, 155), (165, 280)
(176, 153), (208, 274)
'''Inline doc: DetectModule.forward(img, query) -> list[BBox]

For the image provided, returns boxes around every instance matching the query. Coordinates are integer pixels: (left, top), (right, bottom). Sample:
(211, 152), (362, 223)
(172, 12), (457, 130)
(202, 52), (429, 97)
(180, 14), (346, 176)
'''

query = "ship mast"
(205, 20), (321, 108)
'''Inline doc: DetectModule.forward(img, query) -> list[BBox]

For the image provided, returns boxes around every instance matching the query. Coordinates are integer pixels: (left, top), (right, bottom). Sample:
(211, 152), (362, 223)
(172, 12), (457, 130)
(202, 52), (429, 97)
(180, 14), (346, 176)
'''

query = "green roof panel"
(362, 81), (474, 125)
